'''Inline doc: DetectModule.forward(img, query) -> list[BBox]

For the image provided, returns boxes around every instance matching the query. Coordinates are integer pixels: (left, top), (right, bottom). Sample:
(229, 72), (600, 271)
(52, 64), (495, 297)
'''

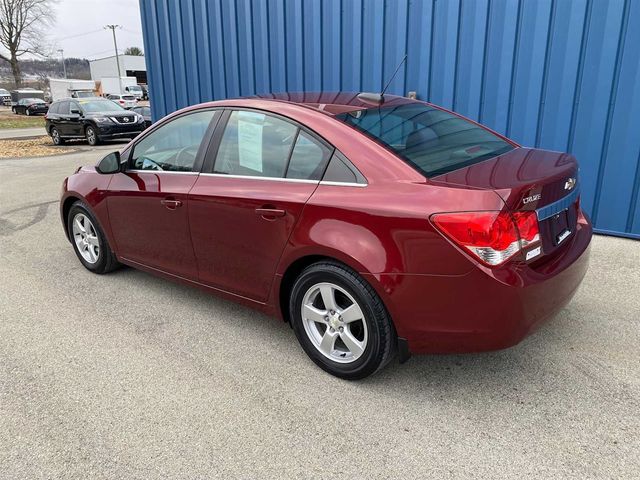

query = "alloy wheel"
(51, 129), (60, 145)
(301, 282), (368, 364)
(86, 127), (96, 145)
(72, 213), (100, 264)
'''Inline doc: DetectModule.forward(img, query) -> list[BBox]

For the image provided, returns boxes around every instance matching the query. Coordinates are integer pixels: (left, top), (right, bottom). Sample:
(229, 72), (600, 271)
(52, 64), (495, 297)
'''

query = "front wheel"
(67, 202), (120, 274)
(289, 261), (396, 380)
(25, 109), (31, 116)
(85, 125), (100, 146)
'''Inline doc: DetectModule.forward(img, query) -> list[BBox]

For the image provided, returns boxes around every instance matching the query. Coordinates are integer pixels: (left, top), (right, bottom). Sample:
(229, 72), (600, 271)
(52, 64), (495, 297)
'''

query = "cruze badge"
(564, 177), (576, 190)
(123, 117), (130, 122)
(522, 193), (541, 205)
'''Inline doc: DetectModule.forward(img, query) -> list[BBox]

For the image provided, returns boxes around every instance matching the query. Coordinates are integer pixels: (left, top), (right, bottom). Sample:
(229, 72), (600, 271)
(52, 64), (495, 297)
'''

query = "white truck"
(49, 78), (96, 101)
(100, 76), (138, 97)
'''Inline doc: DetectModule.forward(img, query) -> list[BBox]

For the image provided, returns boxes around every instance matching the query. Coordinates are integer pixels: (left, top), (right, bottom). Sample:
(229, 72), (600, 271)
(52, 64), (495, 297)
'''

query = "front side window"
(335, 103), (514, 177)
(215, 110), (330, 180)
(131, 110), (216, 172)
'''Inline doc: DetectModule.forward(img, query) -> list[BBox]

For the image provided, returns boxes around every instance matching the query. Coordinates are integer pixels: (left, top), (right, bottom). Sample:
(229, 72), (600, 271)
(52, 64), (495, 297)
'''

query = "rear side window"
(58, 101), (70, 115)
(214, 110), (330, 180)
(335, 103), (514, 177)
(214, 111), (297, 178)
(48, 102), (59, 114)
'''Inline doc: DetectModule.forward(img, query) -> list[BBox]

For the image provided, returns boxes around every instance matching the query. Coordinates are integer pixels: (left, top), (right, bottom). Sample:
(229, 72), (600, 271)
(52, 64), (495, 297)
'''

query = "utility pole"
(57, 49), (67, 79)
(104, 25), (122, 93)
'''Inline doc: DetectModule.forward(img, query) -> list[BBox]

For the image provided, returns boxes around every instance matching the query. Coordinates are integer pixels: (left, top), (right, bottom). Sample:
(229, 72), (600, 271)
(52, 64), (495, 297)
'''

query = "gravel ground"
(0, 136), (76, 158)
(0, 148), (638, 479)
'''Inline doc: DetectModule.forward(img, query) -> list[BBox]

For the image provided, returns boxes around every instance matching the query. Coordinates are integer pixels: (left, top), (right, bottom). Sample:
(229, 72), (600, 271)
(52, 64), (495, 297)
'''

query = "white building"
(89, 55), (147, 84)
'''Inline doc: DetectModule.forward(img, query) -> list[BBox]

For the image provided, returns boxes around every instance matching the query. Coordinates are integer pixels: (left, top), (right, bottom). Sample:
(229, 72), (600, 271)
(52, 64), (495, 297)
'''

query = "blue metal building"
(139, 0), (640, 238)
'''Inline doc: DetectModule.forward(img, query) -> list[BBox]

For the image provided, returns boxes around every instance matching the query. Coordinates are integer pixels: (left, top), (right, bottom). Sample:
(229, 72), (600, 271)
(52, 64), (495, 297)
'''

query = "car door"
(107, 109), (220, 278)
(188, 109), (332, 301)
(68, 101), (84, 136)
(54, 100), (72, 135)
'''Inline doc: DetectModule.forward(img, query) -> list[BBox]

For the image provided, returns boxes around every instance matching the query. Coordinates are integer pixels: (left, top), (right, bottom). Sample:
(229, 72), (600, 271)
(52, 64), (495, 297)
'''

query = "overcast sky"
(51, 0), (144, 59)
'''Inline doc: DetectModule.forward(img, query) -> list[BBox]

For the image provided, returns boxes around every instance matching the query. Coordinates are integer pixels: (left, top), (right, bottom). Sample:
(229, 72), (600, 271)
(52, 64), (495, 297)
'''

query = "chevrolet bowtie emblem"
(564, 178), (576, 190)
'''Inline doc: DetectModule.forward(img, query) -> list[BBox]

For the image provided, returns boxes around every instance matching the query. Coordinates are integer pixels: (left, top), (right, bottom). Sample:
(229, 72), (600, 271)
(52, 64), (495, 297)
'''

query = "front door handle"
(161, 198), (183, 210)
(255, 207), (286, 219)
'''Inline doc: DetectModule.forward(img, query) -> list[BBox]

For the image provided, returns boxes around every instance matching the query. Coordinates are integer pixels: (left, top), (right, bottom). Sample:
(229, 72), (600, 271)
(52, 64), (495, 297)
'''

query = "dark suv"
(45, 98), (145, 146)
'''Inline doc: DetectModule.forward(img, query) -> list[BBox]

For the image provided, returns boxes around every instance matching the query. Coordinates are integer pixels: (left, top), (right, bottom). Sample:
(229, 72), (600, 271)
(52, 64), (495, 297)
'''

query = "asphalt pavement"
(0, 148), (638, 479)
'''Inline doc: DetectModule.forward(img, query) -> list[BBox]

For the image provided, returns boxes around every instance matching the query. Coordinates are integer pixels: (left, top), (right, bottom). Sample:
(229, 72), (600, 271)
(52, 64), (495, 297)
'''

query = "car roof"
(249, 91), (417, 116)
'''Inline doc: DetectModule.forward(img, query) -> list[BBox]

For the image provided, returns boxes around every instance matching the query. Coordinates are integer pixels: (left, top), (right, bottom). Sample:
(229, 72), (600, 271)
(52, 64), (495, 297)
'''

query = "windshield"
(128, 86), (141, 92)
(0, 89), (9, 94)
(75, 91), (95, 98)
(335, 103), (514, 177)
(77, 99), (124, 112)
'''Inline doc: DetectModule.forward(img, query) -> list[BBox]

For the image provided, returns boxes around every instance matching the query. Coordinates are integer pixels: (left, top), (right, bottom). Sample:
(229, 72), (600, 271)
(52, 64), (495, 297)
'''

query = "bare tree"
(0, 0), (56, 87)
(124, 46), (143, 56)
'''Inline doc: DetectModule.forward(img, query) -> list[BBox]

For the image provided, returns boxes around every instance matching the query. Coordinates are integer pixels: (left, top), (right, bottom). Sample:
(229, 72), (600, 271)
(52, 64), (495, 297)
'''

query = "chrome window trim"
(319, 180), (368, 188)
(199, 172), (319, 184)
(126, 169), (199, 175)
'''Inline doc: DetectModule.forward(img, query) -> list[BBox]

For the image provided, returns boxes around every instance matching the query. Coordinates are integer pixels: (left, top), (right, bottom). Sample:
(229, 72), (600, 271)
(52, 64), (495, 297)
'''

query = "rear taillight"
(431, 210), (540, 267)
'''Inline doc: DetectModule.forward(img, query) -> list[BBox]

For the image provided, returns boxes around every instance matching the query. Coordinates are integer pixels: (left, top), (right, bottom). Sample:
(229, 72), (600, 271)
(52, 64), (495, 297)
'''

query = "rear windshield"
(122, 95), (135, 100)
(335, 103), (514, 177)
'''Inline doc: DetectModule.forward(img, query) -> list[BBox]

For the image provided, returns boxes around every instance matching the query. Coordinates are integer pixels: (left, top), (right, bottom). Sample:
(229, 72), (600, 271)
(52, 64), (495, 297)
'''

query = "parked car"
(59, 92), (592, 380)
(0, 88), (11, 105)
(46, 98), (145, 146)
(130, 105), (152, 128)
(12, 97), (48, 115)
(105, 94), (137, 109)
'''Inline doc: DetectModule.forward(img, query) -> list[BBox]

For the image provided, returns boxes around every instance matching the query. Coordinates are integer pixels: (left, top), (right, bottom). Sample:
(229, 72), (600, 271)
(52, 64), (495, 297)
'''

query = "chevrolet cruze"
(60, 92), (592, 379)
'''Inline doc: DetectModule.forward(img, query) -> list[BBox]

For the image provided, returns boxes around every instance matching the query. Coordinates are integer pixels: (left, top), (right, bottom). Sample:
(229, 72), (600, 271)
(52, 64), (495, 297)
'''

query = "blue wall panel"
(140, 0), (640, 238)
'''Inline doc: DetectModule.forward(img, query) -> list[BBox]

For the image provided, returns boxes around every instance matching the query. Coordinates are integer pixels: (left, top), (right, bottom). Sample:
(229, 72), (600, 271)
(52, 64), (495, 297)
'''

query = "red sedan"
(60, 92), (592, 379)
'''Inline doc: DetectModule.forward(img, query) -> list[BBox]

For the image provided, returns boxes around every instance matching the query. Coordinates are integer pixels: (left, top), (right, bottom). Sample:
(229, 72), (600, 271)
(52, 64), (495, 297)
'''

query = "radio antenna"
(357, 54), (408, 104)
(380, 54), (408, 98)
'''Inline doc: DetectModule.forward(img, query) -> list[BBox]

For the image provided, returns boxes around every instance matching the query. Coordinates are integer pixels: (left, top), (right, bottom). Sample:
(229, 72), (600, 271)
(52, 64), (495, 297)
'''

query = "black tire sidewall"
(290, 263), (391, 380)
(51, 128), (62, 145)
(67, 203), (108, 272)
(86, 126), (98, 146)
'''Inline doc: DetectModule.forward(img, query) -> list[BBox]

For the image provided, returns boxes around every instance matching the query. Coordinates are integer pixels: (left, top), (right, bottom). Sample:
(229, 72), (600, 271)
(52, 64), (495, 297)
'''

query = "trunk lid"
(432, 148), (580, 261)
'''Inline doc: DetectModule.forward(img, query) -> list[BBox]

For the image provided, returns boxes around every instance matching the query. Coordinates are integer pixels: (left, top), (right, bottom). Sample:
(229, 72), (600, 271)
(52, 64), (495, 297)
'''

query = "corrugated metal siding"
(139, 0), (640, 238)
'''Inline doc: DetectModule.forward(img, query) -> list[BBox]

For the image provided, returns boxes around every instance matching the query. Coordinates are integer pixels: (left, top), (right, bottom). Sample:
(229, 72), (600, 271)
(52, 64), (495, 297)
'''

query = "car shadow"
(103, 264), (576, 396)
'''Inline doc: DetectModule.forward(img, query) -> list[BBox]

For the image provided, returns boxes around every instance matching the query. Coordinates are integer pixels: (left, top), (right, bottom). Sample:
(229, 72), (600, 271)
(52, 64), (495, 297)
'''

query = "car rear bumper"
(365, 219), (592, 354)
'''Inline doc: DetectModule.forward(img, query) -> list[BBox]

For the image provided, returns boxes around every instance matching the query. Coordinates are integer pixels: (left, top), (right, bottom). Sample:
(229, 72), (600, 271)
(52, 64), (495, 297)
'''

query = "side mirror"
(70, 108), (81, 115)
(96, 151), (122, 174)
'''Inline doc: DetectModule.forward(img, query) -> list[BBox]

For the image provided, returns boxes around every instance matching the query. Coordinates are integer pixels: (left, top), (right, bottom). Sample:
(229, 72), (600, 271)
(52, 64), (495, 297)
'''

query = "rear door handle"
(161, 198), (183, 209)
(255, 207), (286, 219)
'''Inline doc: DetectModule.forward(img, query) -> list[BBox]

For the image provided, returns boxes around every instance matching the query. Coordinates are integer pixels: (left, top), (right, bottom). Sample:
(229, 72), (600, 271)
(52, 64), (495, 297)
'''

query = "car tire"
(25, 109), (31, 116)
(85, 125), (100, 146)
(289, 260), (396, 380)
(50, 128), (65, 145)
(67, 201), (120, 274)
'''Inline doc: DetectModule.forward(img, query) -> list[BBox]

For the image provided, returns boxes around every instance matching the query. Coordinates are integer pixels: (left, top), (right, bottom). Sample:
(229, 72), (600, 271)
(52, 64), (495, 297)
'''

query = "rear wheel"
(50, 127), (65, 145)
(289, 261), (395, 380)
(85, 125), (99, 146)
(67, 202), (120, 274)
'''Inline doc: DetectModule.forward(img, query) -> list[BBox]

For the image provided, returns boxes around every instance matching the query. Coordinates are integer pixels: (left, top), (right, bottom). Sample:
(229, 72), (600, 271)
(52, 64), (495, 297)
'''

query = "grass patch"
(0, 115), (46, 129)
